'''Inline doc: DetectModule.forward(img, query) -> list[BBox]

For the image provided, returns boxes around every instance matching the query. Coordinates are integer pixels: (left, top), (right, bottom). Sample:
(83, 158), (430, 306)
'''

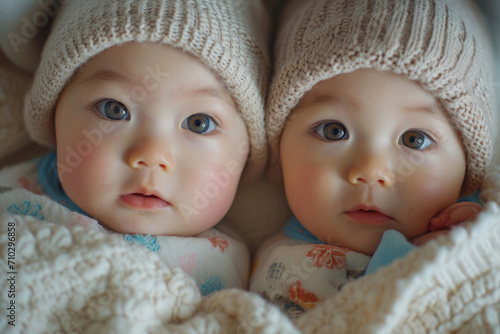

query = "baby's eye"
(399, 130), (434, 150)
(181, 114), (217, 134)
(314, 121), (348, 141)
(94, 99), (130, 120)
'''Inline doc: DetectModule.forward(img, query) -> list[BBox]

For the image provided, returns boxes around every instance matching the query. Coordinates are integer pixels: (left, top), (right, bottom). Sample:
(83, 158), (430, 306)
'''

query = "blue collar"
(37, 151), (89, 216)
(283, 215), (325, 244)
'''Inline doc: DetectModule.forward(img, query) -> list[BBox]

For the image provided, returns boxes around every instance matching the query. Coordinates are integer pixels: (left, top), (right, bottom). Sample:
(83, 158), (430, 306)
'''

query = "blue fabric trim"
(37, 151), (89, 216)
(364, 230), (416, 276)
(283, 216), (325, 244)
(458, 191), (482, 205)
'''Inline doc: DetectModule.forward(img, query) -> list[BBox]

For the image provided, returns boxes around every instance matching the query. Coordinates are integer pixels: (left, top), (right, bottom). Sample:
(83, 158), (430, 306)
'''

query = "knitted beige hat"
(24, 0), (271, 179)
(267, 0), (496, 195)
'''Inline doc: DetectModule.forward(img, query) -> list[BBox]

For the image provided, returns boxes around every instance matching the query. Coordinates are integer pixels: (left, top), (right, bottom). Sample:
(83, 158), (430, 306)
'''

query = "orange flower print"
(209, 236), (228, 253)
(288, 280), (319, 310)
(306, 245), (348, 270)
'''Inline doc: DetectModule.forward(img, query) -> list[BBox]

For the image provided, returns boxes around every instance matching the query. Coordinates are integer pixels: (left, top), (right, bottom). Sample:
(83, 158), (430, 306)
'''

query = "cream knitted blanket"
(1, 168), (500, 333)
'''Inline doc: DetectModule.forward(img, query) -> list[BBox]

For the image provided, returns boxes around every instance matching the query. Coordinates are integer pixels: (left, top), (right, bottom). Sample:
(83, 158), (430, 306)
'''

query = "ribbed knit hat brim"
(267, 0), (496, 195)
(24, 0), (271, 179)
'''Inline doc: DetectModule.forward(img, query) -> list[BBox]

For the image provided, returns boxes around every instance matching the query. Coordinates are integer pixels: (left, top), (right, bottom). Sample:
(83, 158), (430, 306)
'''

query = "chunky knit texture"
(0, 210), (297, 333)
(267, 0), (496, 194)
(24, 0), (271, 178)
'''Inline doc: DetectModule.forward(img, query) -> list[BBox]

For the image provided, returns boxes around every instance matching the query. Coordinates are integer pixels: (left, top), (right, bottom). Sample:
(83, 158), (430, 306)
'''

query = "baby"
(0, 0), (271, 295)
(250, 0), (496, 317)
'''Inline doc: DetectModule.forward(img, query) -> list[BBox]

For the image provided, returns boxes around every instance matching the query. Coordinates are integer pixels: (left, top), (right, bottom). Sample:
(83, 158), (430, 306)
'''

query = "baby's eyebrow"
(190, 87), (236, 109)
(404, 104), (448, 122)
(76, 70), (131, 87)
(294, 93), (343, 114)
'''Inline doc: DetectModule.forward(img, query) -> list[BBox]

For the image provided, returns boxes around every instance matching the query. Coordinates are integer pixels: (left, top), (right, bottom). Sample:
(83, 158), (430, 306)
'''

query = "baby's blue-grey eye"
(315, 121), (348, 141)
(400, 130), (433, 150)
(94, 100), (130, 120)
(182, 114), (217, 134)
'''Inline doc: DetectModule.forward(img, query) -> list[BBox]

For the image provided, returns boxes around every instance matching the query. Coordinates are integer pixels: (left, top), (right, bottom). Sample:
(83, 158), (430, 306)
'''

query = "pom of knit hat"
(267, 0), (496, 195)
(24, 0), (271, 179)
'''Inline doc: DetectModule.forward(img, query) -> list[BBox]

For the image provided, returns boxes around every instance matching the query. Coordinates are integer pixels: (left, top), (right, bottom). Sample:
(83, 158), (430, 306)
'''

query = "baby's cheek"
(403, 176), (460, 234)
(57, 147), (112, 200)
(284, 163), (325, 217)
(187, 164), (242, 229)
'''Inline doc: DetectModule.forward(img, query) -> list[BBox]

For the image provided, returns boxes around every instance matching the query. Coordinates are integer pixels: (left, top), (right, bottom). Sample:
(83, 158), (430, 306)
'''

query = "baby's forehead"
(292, 70), (447, 119)
(68, 43), (237, 108)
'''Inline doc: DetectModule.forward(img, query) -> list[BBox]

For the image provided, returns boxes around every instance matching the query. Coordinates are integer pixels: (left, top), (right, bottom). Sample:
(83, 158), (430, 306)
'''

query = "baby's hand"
(428, 202), (482, 232)
(411, 202), (482, 246)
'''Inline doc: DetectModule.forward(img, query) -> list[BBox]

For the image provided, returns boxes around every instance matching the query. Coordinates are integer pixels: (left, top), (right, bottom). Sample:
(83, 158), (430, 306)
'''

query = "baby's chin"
(97, 217), (216, 237)
(94, 217), (176, 236)
(341, 242), (380, 256)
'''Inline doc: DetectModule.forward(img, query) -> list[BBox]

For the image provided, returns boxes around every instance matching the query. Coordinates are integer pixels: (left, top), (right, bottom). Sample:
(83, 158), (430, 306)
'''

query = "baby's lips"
(120, 193), (170, 210)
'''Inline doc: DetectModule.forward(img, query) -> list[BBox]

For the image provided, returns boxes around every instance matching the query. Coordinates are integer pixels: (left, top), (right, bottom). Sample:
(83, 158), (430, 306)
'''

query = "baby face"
(55, 42), (249, 236)
(280, 69), (466, 255)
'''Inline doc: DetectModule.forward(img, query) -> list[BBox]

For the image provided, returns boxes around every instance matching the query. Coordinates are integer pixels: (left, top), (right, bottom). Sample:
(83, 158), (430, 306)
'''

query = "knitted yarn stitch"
(267, 0), (496, 194)
(24, 0), (271, 179)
